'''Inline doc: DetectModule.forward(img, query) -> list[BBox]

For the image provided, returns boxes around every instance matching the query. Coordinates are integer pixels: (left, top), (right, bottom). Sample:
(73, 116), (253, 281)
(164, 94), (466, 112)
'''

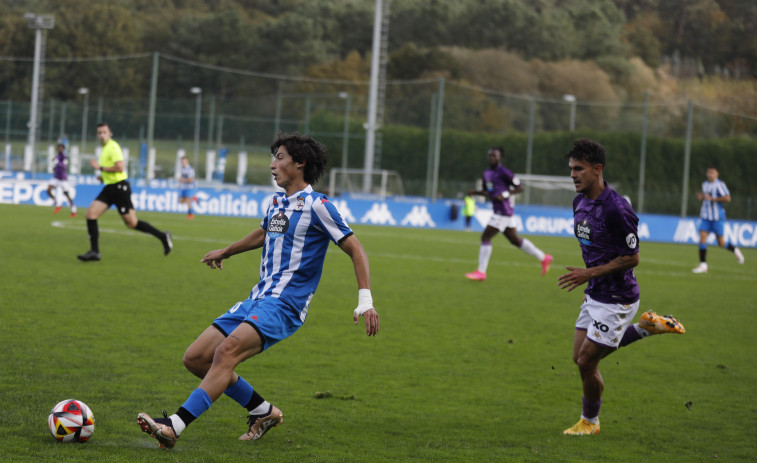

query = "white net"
(515, 174), (577, 208)
(328, 168), (405, 199)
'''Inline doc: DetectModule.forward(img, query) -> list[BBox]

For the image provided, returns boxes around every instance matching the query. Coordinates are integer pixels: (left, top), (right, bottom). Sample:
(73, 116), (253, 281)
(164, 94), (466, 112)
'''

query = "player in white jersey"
(178, 156), (197, 219)
(137, 133), (379, 449)
(692, 166), (744, 273)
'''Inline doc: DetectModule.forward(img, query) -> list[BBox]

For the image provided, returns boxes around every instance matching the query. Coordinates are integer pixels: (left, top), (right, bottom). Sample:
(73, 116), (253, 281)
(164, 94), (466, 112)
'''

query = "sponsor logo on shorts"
(592, 319), (609, 332)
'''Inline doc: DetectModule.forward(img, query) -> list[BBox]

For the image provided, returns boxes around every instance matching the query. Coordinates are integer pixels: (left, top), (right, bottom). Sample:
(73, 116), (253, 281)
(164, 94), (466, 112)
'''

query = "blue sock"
(225, 376), (254, 408)
(181, 388), (213, 419)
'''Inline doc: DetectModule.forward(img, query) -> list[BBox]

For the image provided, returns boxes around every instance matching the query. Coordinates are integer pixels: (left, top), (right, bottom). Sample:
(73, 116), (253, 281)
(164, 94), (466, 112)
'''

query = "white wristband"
(354, 289), (373, 316)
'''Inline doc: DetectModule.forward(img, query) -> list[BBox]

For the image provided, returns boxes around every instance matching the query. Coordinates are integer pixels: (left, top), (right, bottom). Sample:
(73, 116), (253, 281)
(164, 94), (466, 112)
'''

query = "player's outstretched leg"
(163, 231), (173, 256)
(563, 418), (600, 436)
(239, 404), (284, 441)
(541, 254), (553, 276)
(465, 270), (486, 281)
(137, 411), (178, 449)
(734, 247), (745, 264)
(638, 310), (685, 335)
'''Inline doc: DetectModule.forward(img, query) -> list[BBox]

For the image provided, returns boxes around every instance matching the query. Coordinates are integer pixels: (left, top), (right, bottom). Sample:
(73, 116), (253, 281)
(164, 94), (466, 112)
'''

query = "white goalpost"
(328, 168), (405, 199)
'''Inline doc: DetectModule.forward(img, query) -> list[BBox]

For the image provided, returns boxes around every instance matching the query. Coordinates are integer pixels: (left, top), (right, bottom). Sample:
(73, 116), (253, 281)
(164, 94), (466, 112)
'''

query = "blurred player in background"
(465, 147), (552, 280)
(77, 123), (172, 261)
(178, 156), (197, 219)
(559, 138), (685, 436)
(47, 142), (77, 217)
(137, 132), (379, 449)
(462, 192), (476, 231)
(691, 166), (744, 273)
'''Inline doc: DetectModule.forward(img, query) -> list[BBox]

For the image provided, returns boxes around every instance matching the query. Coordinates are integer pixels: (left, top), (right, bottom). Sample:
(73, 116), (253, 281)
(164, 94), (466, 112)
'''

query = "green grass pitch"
(1, 203), (756, 462)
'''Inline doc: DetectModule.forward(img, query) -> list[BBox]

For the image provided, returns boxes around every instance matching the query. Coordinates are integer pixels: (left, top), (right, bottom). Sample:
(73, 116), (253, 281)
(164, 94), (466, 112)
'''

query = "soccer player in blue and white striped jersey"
(692, 166), (744, 273)
(138, 133), (379, 449)
(178, 156), (197, 219)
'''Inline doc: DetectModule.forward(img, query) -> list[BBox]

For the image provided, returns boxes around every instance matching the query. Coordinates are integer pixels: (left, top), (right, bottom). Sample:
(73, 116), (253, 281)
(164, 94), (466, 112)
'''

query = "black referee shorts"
(95, 180), (134, 215)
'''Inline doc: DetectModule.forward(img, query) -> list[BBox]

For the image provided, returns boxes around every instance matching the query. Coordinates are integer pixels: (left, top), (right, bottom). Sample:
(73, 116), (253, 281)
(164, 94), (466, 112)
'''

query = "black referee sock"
(135, 220), (164, 240)
(699, 247), (707, 263)
(87, 219), (99, 253)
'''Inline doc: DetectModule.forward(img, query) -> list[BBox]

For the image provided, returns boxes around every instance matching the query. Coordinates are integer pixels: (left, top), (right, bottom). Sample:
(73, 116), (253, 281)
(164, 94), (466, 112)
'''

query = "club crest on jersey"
(295, 196), (305, 211)
(273, 197), (278, 206)
(267, 211), (289, 238)
(575, 219), (593, 245)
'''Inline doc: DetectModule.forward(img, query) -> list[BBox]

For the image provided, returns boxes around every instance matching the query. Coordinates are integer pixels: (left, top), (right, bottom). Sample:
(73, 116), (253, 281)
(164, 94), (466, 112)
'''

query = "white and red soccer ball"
(48, 399), (95, 443)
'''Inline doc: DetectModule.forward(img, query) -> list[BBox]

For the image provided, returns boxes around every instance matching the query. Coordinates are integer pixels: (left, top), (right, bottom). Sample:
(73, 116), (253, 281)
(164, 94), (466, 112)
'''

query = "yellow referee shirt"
(99, 139), (128, 184)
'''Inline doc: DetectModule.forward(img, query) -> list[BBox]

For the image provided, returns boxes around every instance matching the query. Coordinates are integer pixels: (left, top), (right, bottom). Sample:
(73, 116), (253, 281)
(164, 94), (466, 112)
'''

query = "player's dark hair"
(489, 146), (504, 157)
(96, 122), (110, 130)
(565, 138), (606, 168)
(271, 132), (327, 185)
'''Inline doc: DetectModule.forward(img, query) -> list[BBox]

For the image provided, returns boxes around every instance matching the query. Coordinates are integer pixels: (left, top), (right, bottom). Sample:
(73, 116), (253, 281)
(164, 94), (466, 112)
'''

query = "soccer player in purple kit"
(136, 132), (379, 449)
(47, 142), (77, 217)
(558, 139), (686, 435)
(465, 147), (552, 280)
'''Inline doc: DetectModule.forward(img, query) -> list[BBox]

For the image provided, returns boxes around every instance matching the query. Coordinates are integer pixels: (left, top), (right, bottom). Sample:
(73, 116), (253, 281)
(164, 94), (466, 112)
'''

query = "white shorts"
(49, 178), (74, 193)
(575, 294), (640, 348)
(486, 213), (515, 232)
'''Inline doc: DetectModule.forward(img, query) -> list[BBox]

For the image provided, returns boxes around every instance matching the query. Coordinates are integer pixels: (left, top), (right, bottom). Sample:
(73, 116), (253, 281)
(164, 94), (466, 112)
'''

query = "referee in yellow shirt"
(77, 122), (172, 261)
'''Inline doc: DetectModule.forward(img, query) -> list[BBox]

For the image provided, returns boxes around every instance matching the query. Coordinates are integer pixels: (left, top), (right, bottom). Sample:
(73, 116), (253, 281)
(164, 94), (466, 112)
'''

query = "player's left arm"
(510, 178), (524, 196)
(339, 234), (379, 336)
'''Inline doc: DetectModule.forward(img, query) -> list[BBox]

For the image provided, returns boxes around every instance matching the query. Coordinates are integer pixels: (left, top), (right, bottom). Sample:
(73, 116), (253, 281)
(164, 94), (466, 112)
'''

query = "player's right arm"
(201, 227), (266, 270)
(558, 254), (639, 292)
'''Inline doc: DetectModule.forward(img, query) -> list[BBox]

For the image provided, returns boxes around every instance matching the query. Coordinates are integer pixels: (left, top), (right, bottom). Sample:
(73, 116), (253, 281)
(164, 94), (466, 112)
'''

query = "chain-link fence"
(3, 53), (757, 219)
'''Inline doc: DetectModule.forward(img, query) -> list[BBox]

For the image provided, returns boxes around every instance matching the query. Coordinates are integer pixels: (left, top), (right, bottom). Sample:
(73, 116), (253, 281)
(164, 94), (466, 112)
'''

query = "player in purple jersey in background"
(691, 166), (744, 273)
(47, 142), (77, 217)
(137, 132), (379, 449)
(558, 139), (686, 436)
(465, 147), (552, 280)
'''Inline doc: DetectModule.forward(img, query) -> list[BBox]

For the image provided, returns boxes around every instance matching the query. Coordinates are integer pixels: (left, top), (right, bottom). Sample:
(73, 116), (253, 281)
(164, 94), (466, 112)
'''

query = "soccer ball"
(48, 399), (95, 443)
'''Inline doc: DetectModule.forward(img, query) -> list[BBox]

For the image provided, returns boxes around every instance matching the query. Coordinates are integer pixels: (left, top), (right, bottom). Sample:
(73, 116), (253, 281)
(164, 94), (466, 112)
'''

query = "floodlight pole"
(339, 92), (350, 170)
(147, 52), (159, 159)
(78, 88), (89, 154)
(24, 13), (54, 171)
(563, 94), (576, 132)
(363, 0), (383, 193)
(191, 87), (202, 169)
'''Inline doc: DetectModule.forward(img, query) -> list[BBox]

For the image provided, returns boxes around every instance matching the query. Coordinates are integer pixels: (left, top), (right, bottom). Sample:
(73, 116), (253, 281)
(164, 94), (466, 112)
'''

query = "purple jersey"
(482, 164), (517, 216)
(53, 152), (68, 180)
(573, 182), (639, 304)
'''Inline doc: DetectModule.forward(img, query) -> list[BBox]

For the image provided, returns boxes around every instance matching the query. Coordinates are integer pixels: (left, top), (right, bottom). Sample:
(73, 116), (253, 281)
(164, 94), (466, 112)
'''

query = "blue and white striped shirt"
(699, 179), (730, 221)
(180, 165), (196, 189)
(250, 185), (353, 322)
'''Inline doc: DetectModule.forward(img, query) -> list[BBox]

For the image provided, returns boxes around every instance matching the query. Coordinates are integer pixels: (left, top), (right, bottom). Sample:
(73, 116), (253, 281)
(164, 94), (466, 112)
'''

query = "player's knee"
(576, 356), (598, 375)
(182, 350), (210, 377)
(211, 341), (241, 369)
